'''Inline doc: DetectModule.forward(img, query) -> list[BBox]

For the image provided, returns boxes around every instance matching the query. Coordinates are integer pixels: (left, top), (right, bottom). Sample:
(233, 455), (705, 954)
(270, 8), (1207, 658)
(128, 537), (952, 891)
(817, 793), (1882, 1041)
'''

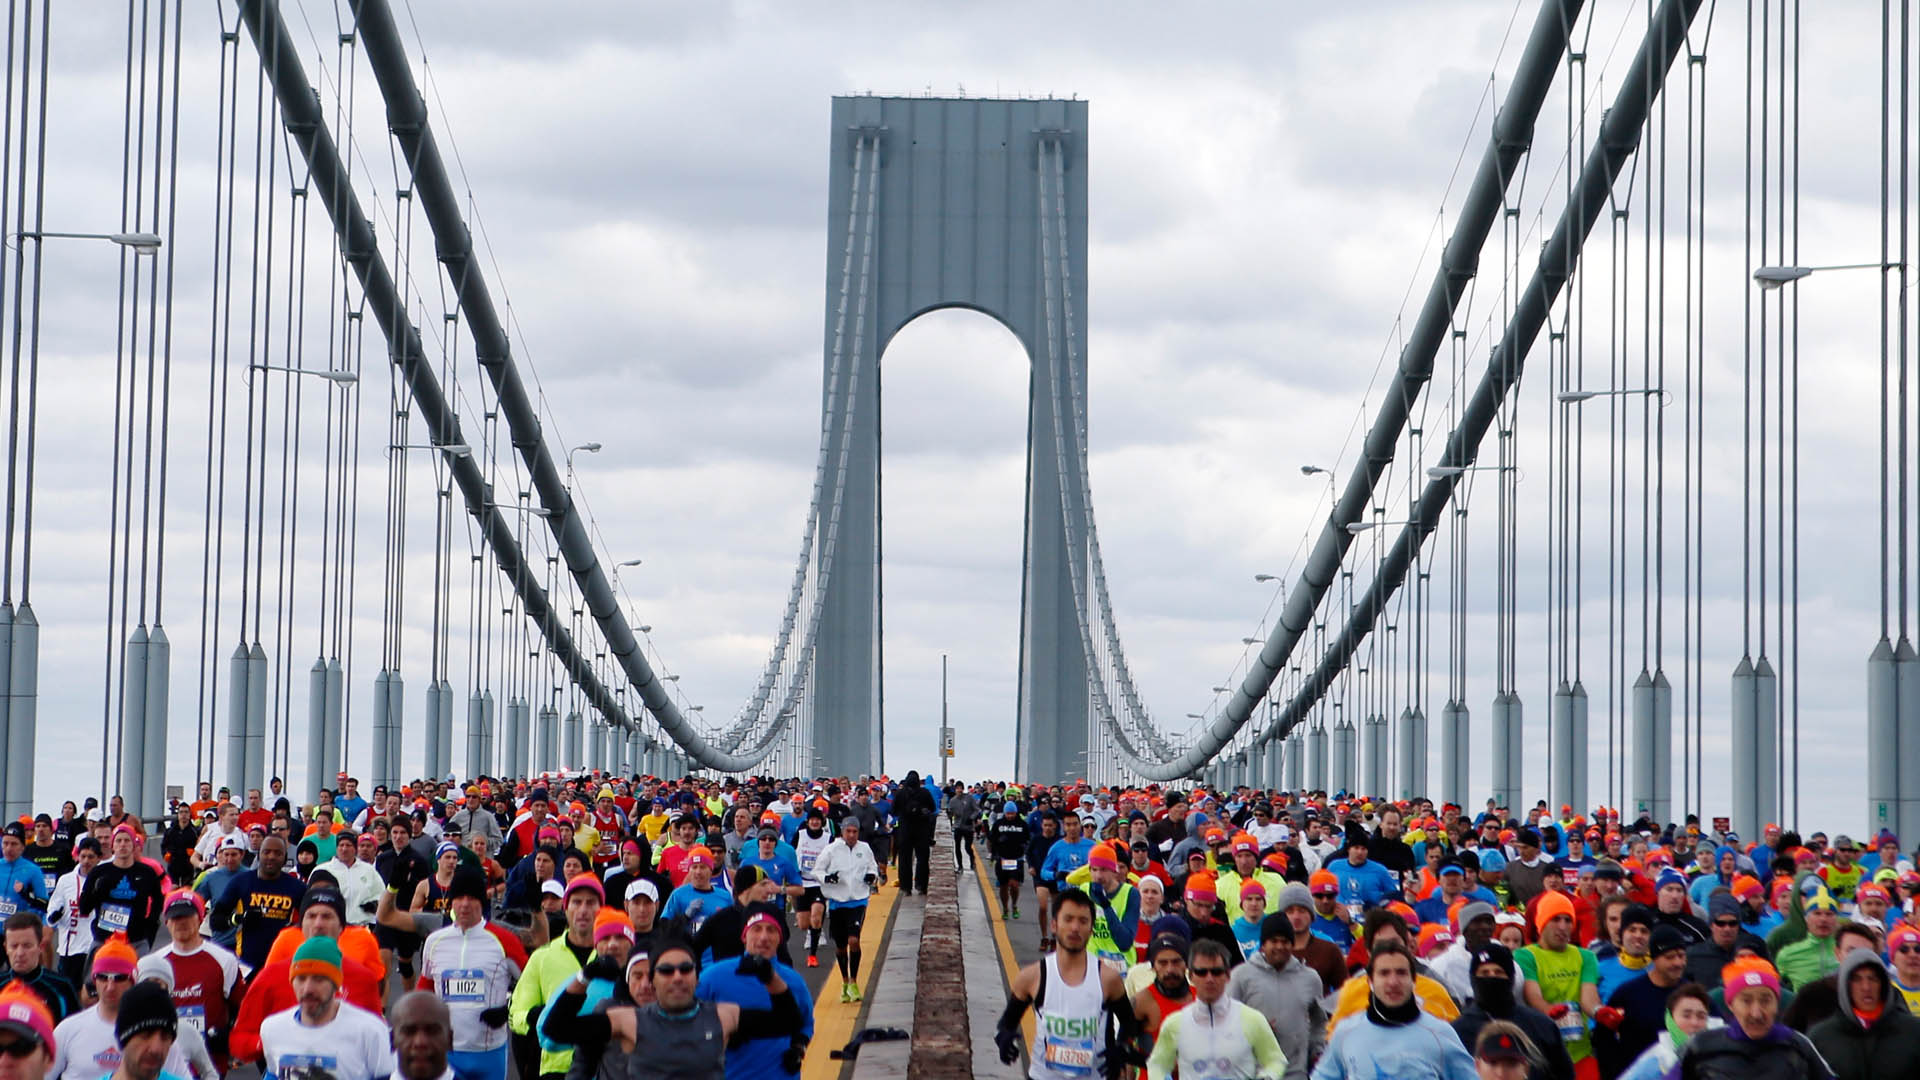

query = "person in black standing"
(892, 772), (937, 896)
(160, 805), (201, 888)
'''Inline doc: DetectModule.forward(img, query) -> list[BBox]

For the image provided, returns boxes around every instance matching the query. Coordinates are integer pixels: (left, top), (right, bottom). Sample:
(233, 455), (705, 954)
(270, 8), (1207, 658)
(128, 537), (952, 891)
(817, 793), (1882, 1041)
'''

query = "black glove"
(863, 874), (877, 886)
(823, 872), (841, 884)
(781, 1041), (806, 1073)
(582, 954), (625, 984)
(736, 951), (774, 983)
(478, 1005), (510, 1029)
(205, 1031), (228, 1057)
(995, 1026), (1021, 1065)
(359, 900), (378, 914)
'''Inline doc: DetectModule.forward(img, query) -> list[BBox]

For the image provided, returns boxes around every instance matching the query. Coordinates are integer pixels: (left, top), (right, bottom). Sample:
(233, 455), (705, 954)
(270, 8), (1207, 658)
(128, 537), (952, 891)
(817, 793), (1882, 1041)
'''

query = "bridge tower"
(812, 96), (1091, 782)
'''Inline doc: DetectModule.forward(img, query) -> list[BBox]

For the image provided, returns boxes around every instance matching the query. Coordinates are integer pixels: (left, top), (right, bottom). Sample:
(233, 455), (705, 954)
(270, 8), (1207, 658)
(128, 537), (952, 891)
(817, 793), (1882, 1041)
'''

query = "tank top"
(795, 830), (832, 886)
(1143, 983), (1190, 1039)
(628, 1003), (727, 1080)
(425, 873), (452, 914)
(1030, 952), (1106, 1080)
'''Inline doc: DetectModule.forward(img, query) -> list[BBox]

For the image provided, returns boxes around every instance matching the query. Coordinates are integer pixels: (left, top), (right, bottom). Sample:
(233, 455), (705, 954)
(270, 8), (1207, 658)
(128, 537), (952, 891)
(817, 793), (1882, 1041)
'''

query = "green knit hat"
(290, 935), (343, 985)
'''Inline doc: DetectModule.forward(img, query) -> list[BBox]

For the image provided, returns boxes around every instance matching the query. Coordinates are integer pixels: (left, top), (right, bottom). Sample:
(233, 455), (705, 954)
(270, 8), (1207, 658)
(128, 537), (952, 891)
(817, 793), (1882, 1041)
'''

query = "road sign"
(1712, 816), (1730, 834)
(941, 728), (955, 757)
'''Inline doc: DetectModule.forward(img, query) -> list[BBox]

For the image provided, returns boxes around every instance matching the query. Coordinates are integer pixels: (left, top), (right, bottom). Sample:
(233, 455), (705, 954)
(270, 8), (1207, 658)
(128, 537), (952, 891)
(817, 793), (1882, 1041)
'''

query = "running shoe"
(1011, 906), (1021, 920)
(848, 981), (863, 1003)
(807, 954), (819, 968)
(840, 982), (855, 1004)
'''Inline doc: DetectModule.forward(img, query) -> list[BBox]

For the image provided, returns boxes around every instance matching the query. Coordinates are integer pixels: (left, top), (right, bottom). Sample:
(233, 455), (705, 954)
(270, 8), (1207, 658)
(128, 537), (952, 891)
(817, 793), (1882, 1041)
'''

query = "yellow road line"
(800, 878), (899, 1080)
(971, 841), (1036, 1048)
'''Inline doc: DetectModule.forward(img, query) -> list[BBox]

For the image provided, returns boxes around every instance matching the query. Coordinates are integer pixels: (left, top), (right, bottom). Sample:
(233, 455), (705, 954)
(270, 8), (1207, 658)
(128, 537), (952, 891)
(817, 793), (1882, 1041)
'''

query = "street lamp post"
(251, 363), (357, 384)
(390, 443), (472, 457)
(1558, 387), (1668, 405)
(1751, 262), (1893, 290)
(566, 442), (603, 471)
(19, 230), (162, 253)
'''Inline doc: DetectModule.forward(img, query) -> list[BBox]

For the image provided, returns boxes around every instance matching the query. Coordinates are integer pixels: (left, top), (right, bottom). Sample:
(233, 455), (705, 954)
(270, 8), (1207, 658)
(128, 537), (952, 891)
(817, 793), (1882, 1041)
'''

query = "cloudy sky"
(17, 1), (1898, 835)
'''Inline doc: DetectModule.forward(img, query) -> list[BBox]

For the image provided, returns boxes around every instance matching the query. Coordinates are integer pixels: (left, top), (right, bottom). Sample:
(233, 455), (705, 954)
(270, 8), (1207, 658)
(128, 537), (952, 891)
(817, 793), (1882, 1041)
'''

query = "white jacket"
(317, 856), (385, 925)
(46, 869), (92, 957)
(812, 840), (879, 906)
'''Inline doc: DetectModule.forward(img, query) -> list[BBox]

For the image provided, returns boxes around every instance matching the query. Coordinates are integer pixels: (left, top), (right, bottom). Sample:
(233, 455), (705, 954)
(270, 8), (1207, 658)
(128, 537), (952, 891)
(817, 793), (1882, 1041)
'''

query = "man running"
(1145, 937), (1286, 1080)
(137, 891), (243, 1074)
(813, 815), (879, 1002)
(77, 827), (164, 954)
(417, 870), (519, 1080)
(792, 808), (832, 969)
(989, 801), (1030, 919)
(257, 937), (392, 1080)
(996, 888), (1143, 1079)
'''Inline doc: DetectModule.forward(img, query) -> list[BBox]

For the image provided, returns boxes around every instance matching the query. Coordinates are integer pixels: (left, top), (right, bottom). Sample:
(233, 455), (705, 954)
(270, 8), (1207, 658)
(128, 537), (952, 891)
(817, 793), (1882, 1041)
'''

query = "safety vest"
(1088, 882), (1136, 969)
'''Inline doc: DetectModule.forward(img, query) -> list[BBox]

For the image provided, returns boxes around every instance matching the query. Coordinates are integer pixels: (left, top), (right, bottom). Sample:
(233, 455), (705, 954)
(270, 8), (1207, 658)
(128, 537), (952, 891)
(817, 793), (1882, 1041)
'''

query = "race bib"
(42, 873), (55, 893)
(1042, 1033), (1096, 1075)
(800, 852), (818, 873)
(275, 1053), (341, 1080)
(441, 968), (486, 1002)
(100, 904), (132, 931)
(177, 1005), (206, 1033)
(1000, 859), (1020, 872)
(1556, 1004), (1586, 1041)
(0, 897), (16, 920)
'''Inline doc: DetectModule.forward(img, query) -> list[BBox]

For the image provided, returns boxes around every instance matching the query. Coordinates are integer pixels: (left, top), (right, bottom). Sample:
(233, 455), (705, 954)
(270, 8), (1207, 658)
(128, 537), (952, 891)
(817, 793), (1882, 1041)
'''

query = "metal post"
(246, 643), (268, 795)
(142, 627), (168, 817)
(1308, 723), (1328, 792)
(1407, 706), (1427, 798)
(424, 681), (445, 784)
(371, 672), (392, 791)
(1550, 681), (1572, 812)
(940, 654), (949, 788)
(437, 681), (454, 780)
(1569, 682), (1587, 815)
(308, 659), (329, 800)
(1755, 656), (1780, 833)
(1631, 669), (1655, 820)
(324, 658), (344, 790)
(1490, 695), (1509, 809)
(467, 691), (486, 782)
(121, 627), (150, 819)
(226, 643), (250, 795)
(1897, 644), (1920, 842)
(5, 605), (34, 820)
(1731, 656), (1758, 834)
(1440, 701), (1463, 808)
(565, 710), (582, 770)
(1650, 670), (1672, 825)
(0, 604), (12, 808)
(482, 690), (495, 776)
(387, 673), (406, 786)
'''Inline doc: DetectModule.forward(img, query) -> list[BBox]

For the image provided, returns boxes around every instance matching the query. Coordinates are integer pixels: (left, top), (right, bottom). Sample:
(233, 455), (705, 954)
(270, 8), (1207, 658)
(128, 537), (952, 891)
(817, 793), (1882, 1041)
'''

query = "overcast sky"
(18, 1), (1899, 835)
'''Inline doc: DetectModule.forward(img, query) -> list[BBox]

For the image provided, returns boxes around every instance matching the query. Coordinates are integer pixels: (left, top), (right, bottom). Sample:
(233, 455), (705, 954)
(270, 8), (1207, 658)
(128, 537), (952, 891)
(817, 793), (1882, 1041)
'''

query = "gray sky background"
(18, 1), (1897, 834)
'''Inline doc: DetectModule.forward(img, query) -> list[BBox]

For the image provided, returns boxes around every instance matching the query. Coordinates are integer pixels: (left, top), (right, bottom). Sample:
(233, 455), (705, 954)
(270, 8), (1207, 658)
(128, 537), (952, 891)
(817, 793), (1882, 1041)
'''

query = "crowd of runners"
(0, 772), (1904, 1080)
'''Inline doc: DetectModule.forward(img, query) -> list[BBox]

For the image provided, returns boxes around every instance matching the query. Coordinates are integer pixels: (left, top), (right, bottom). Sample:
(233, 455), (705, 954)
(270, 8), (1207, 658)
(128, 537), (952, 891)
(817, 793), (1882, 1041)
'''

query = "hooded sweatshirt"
(1807, 947), (1920, 1080)
(1764, 871), (1820, 957)
(1227, 950), (1328, 1080)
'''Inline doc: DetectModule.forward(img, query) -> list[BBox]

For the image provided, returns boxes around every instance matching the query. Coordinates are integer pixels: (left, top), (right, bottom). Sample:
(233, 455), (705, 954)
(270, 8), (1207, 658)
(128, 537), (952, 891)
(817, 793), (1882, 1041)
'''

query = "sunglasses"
(94, 973), (130, 984)
(0, 1038), (43, 1059)
(1712, 919), (1740, 928)
(1189, 967), (1228, 978)
(1898, 945), (1920, 955)
(654, 962), (697, 977)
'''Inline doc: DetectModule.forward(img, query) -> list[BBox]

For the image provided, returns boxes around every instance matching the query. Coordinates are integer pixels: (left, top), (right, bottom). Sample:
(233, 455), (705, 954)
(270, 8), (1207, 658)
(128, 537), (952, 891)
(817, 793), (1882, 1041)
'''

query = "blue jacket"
(0, 855), (49, 921)
(1310, 1008), (1478, 1080)
(697, 954), (813, 1080)
(1328, 858), (1401, 909)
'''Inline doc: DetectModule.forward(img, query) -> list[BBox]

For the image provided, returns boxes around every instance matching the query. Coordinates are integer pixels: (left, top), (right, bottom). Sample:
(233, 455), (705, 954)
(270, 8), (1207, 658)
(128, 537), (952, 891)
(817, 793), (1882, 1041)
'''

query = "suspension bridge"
(0, 0), (1903, 848)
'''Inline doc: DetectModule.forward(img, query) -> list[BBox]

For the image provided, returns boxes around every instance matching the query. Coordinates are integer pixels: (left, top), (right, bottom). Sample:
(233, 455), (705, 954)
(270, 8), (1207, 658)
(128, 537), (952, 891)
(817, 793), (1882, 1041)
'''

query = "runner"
(77, 827), (164, 954)
(46, 936), (192, 1080)
(416, 870), (519, 1080)
(256, 937), (393, 1080)
(811, 815), (878, 1001)
(989, 802), (1030, 919)
(1145, 937), (1287, 1080)
(791, 808), (832, 969)
(995, 888), (1143, 1079)
(137, 891), (244, 1074)
(543, 939), (807, 1080)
